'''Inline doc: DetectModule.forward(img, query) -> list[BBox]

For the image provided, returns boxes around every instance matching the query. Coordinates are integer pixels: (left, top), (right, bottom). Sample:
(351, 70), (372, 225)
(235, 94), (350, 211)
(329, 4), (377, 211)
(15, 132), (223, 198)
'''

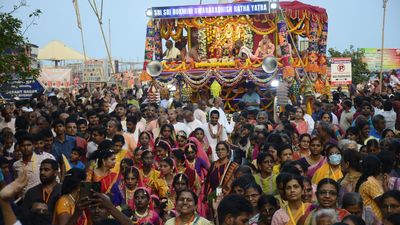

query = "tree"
(0, 1), (41, 83)
(328, 45), (370, 85)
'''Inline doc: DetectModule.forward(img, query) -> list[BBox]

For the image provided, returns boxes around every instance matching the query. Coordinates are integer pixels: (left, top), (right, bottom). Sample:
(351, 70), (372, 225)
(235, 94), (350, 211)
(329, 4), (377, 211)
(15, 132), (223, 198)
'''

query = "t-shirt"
(241, 92), (261, 111)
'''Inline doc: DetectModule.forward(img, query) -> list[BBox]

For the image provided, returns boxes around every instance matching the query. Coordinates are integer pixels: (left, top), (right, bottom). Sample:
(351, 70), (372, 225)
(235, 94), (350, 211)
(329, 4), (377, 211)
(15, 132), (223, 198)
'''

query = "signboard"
(330, 58), (352, 85)
(39, 68), (72, 89)
(0, 77), (45, 100)
(362, 48), (400, 72)
(151, 1), (270, 19)
(83, 60), (106, 83)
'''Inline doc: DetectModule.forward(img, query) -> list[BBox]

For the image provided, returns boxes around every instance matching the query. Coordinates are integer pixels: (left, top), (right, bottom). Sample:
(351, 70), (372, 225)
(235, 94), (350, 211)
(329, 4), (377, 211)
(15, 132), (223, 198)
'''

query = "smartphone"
(79, 182), (101, 199)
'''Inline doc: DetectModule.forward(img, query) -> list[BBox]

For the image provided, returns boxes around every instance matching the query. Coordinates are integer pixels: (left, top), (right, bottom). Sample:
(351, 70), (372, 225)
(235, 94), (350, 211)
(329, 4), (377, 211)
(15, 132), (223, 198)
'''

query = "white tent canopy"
(38, 40), (88, 61)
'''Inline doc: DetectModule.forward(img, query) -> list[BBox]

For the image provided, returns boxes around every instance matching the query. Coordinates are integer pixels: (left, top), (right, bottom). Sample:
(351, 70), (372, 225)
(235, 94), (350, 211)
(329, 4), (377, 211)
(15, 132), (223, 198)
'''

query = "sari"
(139, 168), (169, 198)
(205, 160), (239, 196)
(87, 170), (119, 193)
(111, 148), (128, 174)
(312, 163), (343, 185)
(271, 203), (312, 225)
(298, 157), (327, 179)
(110, 178), (143, 210)
(165, 215), (213, 225)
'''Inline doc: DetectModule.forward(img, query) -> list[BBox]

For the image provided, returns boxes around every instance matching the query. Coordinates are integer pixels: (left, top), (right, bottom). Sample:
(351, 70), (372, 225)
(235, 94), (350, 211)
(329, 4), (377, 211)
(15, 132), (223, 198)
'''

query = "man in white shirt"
(201, 110), (228, 162)
(375, 100), (397, 130)
(184, 109), (202, 133)
(340, 99), (355, 131)
(194, 100), (207, 124)
(168, 108), (190, 136)
(209, 97), (233, 133)
(163, 40), (181, 60)
(0, 105), (16, 133)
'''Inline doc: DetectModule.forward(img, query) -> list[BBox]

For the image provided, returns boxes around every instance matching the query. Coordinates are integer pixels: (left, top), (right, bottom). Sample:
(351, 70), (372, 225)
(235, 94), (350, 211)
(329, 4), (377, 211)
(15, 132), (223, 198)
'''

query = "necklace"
(135, 208), (149, 218)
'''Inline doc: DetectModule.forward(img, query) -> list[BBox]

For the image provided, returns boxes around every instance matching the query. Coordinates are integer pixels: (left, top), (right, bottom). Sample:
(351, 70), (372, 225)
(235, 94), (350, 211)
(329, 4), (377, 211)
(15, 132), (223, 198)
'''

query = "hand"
(0, 167), (28, 200)
(212, 194), (224, 212)
(90, 192), (113, 210)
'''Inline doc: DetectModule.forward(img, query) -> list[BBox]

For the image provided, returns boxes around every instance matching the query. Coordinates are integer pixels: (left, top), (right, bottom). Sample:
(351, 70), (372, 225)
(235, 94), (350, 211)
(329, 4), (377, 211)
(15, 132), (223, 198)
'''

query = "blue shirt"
(51, 135), (76, 161)
(241, 92), (261, 111)
(69, 160), (85, 170)
(369, 128), (382, 140)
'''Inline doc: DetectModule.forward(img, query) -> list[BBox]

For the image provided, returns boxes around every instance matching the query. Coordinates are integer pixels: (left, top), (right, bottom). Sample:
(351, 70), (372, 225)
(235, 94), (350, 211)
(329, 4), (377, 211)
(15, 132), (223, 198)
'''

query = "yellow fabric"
(359, 177), (384, 221)
(254, 173), (277, 195)
(312, 163), (343, 185)
(140, 169), (169, 198)
(53, 195), (74, 224)
(111, 149), (128, 174)
(273, 164), (281, 175)
(62, 154), (71, 172)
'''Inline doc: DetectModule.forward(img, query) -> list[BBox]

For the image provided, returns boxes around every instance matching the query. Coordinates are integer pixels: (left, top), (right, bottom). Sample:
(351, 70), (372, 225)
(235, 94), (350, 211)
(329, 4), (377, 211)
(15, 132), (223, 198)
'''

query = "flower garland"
(243, 27), (254, 52)
(198, 28), (207, 59)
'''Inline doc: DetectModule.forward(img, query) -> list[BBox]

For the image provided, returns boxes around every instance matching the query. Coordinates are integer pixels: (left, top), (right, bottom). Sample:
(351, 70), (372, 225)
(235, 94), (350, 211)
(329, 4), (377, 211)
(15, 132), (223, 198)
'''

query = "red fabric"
(280, 1), (328, 22)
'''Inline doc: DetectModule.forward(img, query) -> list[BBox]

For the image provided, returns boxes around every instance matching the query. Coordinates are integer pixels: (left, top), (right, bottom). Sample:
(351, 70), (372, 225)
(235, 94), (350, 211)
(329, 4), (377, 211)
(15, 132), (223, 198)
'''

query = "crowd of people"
(0, 81), (399, 225)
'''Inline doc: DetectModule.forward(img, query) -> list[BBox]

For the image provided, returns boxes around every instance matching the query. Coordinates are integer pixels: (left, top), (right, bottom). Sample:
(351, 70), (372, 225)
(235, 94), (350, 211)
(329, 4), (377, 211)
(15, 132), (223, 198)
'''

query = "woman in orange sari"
(86, 149), (119, 193)
(271, 174), (312, 225)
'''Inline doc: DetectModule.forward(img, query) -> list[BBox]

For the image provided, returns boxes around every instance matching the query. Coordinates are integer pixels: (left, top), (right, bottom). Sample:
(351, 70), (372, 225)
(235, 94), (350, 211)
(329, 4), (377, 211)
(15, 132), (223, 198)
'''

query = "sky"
(3, 0), (400, 62)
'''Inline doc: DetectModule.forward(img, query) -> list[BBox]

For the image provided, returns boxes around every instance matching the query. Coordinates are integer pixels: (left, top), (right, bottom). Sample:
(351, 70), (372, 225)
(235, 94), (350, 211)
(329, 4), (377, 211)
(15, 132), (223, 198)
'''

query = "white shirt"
(0, 117), (15, 133)
(86, 141), (98, 158)
(185, 119), (202, 133)
(303, 114), (315, 134)
(173, 122), (191, 136)
(194, 108), (207, 124)
(13, 153), (48, 193)
(375, 109), (397, 130)
(201, 123), (228, 162)
(209, 107), (233, 133)
(340, 110), (355, 131)
(331, 112), (339, 125)
(164, 47), (181, 60)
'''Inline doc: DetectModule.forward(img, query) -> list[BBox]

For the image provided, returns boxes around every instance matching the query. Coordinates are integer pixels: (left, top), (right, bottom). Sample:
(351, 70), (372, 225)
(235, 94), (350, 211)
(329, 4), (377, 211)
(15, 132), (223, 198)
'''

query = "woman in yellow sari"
(86, 149), (119, 193)
(312, 145), (343, 185)
(271, 174), (312, 225)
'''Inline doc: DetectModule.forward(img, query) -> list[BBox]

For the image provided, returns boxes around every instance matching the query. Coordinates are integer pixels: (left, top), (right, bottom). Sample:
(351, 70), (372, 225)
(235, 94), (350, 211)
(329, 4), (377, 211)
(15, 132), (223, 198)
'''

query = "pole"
(379, 0), (388, 94)
(88, 0), (115, 76)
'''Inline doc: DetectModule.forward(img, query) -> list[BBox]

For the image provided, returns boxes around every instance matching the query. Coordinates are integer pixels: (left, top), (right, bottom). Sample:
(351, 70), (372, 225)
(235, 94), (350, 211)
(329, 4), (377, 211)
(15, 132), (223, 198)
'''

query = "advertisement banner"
(331, 58), (352, 85)
(151, 1), (270, 19)
(39, 68), (72, 89)
(362, 48), (400, 72)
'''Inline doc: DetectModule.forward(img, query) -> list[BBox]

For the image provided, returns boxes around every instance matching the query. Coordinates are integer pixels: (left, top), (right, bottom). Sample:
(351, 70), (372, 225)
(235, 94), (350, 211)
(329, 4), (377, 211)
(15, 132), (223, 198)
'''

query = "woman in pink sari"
(297, 137), (326, 179)
(111, 166), (143, 210)
(190, 128), (212, 162)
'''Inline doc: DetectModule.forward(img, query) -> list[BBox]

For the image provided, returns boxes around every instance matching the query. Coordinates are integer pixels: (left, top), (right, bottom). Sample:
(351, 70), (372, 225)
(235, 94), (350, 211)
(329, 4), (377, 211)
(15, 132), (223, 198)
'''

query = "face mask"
(329, 154), (342, 166)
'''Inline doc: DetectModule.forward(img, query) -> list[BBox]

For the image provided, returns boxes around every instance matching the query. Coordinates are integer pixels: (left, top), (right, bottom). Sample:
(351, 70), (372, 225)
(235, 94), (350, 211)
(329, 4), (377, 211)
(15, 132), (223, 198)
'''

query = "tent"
(38, 40), (88, 61)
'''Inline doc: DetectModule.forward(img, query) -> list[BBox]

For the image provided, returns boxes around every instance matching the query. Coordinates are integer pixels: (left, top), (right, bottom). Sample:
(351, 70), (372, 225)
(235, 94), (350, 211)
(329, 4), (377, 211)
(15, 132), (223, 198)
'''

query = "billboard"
(0, 77), (45, 100)
(39, 68), (72, 89)
(362, 48), (400, 72)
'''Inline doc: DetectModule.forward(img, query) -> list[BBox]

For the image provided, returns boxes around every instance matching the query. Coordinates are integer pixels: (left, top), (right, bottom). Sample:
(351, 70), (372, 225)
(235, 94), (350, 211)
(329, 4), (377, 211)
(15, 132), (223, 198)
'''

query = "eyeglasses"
(317, 190), (337, 196)
(382, 204), (400, 210)
(216, 148), (227, 152)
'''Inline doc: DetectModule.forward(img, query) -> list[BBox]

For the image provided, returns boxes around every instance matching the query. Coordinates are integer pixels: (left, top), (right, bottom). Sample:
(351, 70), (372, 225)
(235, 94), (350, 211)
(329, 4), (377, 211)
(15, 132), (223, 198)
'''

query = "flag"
(73, 0), (82, 30)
